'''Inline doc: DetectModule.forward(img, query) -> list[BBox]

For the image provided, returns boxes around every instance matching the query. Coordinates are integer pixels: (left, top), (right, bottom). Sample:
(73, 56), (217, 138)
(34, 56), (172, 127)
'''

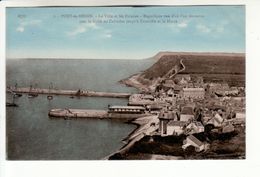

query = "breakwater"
(7, 86), (132, 98)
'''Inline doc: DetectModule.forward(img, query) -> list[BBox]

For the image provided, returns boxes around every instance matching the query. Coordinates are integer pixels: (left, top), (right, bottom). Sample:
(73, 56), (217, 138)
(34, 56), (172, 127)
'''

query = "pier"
(7, 86), (132, 98)
(48, 108), (149, 120)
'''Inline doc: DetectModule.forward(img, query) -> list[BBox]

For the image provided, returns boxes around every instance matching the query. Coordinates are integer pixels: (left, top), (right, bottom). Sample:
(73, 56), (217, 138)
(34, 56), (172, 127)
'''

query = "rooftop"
(187, 135), (203, 146)
(181, 106), (194, 115)
(159, 111), (176, 120)
(143, 95), (154, 100)
(168, 121), (187, 127)
(174, 85), (183, 91)
(188, 121), (204, 127)
(109, 105), (145, 110)
(183, 88), (205, 91)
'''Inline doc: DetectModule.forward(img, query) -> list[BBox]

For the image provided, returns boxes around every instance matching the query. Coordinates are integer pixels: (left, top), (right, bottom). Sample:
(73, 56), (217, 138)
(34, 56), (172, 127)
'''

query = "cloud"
(196, 21), (229, 35)
(168, 21), (189, 33)
(101, 30), (112, 39)
(67, 26), (87, 36)
(196, 24), (211, 33)
(16, 26), (24, 32)
(66, 23), (99, 36)
(104, 33), (112, 38)
(16, 20), (41, 32)
(177, 21), (188, 28)
(215, 20), (229, 33)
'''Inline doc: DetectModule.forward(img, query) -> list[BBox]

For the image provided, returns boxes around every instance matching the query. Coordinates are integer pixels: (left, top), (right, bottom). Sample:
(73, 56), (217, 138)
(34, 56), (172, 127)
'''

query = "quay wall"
(49, 108), (148, 120)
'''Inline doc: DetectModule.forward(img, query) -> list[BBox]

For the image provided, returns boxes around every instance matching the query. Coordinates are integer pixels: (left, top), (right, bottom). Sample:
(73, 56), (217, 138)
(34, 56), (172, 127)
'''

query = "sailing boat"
(47, 82), (53, 100)
(28, 84), (38, 98)
(6, 93), (18, 107)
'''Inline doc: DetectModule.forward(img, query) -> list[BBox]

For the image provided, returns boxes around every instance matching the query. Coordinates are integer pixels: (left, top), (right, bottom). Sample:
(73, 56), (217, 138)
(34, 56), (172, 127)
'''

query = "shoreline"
(119, 73), (153, 92)
(103, 115), (159, 160)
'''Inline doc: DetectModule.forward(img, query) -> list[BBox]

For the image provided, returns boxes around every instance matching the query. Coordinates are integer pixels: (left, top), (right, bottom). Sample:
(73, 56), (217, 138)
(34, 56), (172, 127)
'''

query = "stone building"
(158, 111), (178, 136)
(180, 106), (194, 122)
(182, 88), (205, 99)
(166, 121), (187, 136)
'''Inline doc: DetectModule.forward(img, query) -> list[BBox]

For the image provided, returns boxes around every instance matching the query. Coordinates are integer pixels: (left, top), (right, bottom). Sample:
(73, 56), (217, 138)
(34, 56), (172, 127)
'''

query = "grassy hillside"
(142, 53), (245, 80)
(120, 52), (245, 90)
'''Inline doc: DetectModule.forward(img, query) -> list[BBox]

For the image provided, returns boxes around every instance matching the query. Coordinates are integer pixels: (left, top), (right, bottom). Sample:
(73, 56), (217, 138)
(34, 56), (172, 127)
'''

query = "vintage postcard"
(5, 5), (246, 161)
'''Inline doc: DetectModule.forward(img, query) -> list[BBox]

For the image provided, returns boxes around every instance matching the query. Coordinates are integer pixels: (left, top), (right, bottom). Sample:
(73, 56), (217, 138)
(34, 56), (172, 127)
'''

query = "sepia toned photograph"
(6, 5), (245, 160)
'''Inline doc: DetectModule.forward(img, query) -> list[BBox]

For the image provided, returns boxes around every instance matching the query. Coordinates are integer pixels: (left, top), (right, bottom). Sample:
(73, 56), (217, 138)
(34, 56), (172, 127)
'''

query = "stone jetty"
(7, 86), (131, 98)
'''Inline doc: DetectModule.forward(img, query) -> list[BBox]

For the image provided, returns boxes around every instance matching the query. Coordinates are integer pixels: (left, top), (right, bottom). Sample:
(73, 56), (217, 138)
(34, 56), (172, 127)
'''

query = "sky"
(6, 6), (245, 59)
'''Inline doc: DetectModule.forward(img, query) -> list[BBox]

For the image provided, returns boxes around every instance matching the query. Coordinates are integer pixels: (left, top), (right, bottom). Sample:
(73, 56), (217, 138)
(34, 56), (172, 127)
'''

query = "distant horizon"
(6, 50), (246, 60)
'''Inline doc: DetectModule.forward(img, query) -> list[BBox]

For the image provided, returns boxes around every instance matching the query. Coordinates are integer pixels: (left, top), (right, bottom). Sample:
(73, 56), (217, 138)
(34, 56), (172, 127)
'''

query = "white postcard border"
(1, 1), (260, 177)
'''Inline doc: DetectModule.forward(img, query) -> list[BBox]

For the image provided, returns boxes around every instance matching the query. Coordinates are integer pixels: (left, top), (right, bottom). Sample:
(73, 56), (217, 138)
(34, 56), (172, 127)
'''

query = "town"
(102, 67), (245, 159)
(7, 54), (246, 160)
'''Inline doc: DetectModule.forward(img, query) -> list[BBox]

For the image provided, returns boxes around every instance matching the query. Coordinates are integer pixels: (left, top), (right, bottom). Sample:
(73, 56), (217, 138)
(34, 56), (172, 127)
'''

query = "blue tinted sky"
(6, 6), (245, 59)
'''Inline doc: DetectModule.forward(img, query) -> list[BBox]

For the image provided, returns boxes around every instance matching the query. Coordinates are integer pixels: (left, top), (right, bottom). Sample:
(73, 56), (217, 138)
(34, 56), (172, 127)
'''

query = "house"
(128, 94), (155, 106)
(222, 123), (235, 133)
(182, 88), (205, 99)
(108, 105), (145, 114)
(161, 80), (175, 91)
(182, 135), (209, 152)
(164, 79), (175, 86)
(217, 90), (239, 96)
(143, 94), (155, 101)
(207, 113), (224, 127)
(194, 76), (204, 84)
(167, 89), (174, 97)
(175, 74), (191, 82)
(166, 121), (187, 136)
(235, 112), (245, 119)
(147, 104), (163, 110)
(208, 105), (226, 112)
(193, 83), (200, 88)
(173, 85), (182, 94)
(158, 111), (178, 136)
(201, 112), (213, 125)
(179, 77), (188, 85)
(146, 104), (163, 113)
(232, 97), (245, 102)
(209, 83), (229, 91)
(180, 106), (194, 122)
(234, 112), (245, 124)
(185, 121), (205, 134)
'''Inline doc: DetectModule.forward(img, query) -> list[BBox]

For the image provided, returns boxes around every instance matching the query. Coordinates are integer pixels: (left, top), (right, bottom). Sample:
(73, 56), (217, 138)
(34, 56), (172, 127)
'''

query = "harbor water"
(6, 58), (154, 160)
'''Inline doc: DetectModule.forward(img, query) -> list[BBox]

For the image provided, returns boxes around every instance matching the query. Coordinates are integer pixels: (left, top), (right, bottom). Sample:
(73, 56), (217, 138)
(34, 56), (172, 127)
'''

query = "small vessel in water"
(6, 102), (18, 107)
(7, 91), (19, 107)
(28, 93), (38, 98)
(47, 82), (54, 100)
(8, 89), (22, 98)
(14, 93), (22, 97)
(28, 84), (38, 98)
(47, 95), (53, 100)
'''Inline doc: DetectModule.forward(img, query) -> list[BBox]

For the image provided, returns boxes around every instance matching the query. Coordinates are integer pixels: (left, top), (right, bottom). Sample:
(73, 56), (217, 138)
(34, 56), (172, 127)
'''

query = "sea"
(6, 58), (154, 160)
